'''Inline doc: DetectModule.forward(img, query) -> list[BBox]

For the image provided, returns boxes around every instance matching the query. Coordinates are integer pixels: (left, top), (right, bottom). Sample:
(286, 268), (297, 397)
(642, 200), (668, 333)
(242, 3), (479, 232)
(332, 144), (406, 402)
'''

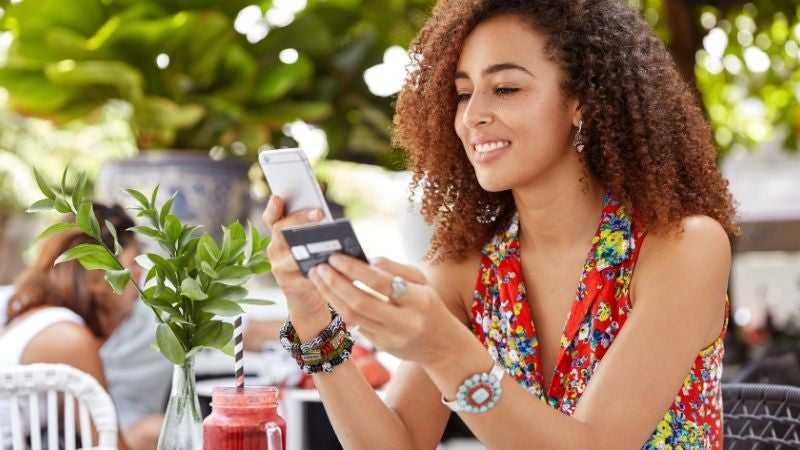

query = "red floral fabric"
(471, 193), (728, 449)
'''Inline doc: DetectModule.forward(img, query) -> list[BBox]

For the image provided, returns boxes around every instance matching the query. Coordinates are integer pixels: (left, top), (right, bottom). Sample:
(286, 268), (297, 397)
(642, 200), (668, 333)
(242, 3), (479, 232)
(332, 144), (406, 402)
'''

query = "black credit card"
(281, 219), (369, 277)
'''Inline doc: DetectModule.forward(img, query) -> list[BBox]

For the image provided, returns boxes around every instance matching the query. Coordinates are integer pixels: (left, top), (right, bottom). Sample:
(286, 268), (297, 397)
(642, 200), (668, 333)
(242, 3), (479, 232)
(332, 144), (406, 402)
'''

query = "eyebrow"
(454, 63), (534, 80)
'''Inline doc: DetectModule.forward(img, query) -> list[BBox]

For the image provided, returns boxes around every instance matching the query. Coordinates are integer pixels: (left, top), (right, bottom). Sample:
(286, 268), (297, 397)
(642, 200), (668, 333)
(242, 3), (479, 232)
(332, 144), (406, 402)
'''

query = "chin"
(475, 173), (513, 193)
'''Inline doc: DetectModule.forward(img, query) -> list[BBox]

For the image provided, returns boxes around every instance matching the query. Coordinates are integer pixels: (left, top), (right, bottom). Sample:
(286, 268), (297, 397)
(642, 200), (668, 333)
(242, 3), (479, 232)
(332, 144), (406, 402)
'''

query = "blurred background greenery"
(0, 0), (799, 278)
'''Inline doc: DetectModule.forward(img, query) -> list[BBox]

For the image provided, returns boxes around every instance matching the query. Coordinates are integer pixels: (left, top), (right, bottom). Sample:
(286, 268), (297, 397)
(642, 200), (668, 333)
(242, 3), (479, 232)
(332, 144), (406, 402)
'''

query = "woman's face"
(454, 14), (580, 192)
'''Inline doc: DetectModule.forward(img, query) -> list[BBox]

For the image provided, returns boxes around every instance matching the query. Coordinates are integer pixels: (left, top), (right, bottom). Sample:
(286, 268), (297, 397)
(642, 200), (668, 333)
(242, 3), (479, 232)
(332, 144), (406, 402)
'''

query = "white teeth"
(474, 141), (510, 153)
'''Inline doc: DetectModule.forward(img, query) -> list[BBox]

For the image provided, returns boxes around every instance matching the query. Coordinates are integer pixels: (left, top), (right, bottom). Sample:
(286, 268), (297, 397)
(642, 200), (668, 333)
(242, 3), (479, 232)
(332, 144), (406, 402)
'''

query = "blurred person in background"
(0, 204), (168, 450)
(263, 0), (738, 449)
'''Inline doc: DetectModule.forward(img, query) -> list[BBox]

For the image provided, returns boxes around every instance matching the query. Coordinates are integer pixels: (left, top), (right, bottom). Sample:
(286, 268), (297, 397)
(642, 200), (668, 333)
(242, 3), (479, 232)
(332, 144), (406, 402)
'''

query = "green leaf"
(156, 323), (186, 365)
(237, 298), (275, 306)
(150, 185), (160, 210)
(36, 222), (81, 241)
(245, 222), (269, 262)
(249, 101), (332, 126)
(147, 253), (177, 283)
(192, 320), (233, 349)
(0, 69), (76, 114)
(248, 260), (271, 274)
(221, 222), (246, 262)
(33, 169), (56, 205)
(253, 56), (314, 104)
(164, 214), (182, 247)
(196, 234), (220, 266)
(77, 200), (102, 241)
(125, 188), (150, 208)
(55, 244), (122, 271)
(213, 265), (251, 286)
(105, 220), (123, 256)
(129, 225), (163, 239)
(145, 265), (160, 284)
(60, 165), (70, 196)
(26, 198), (55, 213)
(200, 261), (218, 278)
(221, 340), (235, 357)
(180, 277), (207, 301)
(159, 192), (176, 228)
(53, 198), (73, 214)
(105, 269), (131, 295)
(179, 225), (201, 249)
(44, 60), (143, 101)
(200, 299), (244, 316)
(71, 172), (87, 214)
(220, 286), (247, 301)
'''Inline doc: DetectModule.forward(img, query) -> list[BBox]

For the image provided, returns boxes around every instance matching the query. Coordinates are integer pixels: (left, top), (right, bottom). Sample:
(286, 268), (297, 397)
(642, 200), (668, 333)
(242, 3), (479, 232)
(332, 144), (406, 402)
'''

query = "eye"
(496, 87), (519, 96)
(456, 87), (518, 103)
(455, 92), (471, 103)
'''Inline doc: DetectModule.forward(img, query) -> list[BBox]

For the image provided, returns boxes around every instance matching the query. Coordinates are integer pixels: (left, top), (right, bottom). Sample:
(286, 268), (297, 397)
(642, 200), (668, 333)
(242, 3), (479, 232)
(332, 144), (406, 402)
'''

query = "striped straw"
(234, 316), (245, 390)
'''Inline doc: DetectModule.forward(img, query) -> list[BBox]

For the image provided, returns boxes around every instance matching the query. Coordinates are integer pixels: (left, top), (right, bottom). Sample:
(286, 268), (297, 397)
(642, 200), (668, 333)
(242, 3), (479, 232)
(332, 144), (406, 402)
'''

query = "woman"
(0, 204), (160, 450)
(263, 0), (737, 448)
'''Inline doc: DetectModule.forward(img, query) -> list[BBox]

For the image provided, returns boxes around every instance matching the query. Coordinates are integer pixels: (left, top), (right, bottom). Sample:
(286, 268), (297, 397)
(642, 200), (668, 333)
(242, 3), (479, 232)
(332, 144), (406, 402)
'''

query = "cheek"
(453, 109), (467, 143)
(506, 94), (569, 145)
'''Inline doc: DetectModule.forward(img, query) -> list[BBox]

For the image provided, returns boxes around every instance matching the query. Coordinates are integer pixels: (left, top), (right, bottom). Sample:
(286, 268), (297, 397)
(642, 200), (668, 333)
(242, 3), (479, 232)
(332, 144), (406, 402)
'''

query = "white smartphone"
(259, 148), (333, 221)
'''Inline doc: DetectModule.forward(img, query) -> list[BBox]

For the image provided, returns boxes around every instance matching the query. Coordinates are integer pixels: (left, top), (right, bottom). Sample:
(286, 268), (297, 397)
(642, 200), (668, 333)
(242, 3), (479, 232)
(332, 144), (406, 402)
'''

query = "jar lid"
(211, 386), (279, 408)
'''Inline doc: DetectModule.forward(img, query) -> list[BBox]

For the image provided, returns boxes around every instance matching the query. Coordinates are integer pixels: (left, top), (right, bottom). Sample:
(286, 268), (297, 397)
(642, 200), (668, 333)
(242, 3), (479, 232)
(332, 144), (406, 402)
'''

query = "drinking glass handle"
(266, 422), (282, 450)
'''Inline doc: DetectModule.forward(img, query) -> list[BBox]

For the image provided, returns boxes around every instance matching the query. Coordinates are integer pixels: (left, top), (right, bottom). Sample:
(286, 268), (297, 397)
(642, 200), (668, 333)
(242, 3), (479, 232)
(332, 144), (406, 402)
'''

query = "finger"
(307, 268), (383, 331)
(327, 254), (396, 300)
(311, 264), (398, 325)
(327, 255), (426, 301)
(261, 195), (285, 228)
(370, 257), (427, 284)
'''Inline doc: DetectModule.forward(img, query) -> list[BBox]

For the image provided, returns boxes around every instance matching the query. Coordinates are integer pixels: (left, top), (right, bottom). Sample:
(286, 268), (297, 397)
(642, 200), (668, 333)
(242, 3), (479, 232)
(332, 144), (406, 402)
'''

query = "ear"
(568, 98), (582, 127)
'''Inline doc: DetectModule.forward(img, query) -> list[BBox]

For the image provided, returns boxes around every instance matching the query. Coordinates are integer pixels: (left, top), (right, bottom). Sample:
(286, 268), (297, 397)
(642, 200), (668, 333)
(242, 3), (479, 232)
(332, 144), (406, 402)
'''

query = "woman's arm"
(420, 216), (731, 449)
(22, 322), (132, 450)
(295, 257), (475, 450)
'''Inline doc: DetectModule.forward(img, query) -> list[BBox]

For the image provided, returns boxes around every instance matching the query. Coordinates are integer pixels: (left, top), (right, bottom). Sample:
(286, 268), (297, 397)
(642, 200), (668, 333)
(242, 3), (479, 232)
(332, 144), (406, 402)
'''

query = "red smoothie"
(203, 386), (286, 450)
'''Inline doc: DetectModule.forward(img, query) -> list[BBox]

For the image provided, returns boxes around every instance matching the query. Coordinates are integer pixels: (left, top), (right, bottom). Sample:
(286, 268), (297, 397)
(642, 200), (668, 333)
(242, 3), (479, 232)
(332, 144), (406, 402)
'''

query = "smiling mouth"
(473, 140), (512, 153)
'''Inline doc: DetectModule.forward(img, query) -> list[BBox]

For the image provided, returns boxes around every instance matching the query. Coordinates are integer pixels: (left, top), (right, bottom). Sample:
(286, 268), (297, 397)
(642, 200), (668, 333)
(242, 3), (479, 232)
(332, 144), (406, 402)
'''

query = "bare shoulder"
(420, 249), (483, 324)
(633, 215), (732, 342)
(639, 215), (731, 269)
(21, 321), (105, 381)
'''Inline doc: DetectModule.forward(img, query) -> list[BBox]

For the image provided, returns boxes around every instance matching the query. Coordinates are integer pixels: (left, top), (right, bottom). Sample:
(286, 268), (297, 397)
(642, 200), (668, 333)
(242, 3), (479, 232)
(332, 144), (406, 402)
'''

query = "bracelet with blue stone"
(442, 361), (505, 413)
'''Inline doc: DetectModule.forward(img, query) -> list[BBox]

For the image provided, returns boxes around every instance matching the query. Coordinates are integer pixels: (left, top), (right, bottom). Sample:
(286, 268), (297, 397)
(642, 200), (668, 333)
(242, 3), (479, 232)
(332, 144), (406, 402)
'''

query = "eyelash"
(455, 87), (519, 103)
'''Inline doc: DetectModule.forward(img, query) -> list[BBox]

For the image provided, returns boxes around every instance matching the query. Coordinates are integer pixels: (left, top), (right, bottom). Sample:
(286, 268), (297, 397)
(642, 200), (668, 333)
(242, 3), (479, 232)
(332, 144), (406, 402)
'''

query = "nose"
(461, 91), (494, 129)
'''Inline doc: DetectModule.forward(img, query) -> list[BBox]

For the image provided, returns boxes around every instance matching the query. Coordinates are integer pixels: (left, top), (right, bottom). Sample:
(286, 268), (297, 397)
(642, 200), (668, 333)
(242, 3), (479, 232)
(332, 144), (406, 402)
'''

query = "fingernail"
(316, 264), (330, 275)
(266, 198), (276, 215)
(329, 254), (343, 265)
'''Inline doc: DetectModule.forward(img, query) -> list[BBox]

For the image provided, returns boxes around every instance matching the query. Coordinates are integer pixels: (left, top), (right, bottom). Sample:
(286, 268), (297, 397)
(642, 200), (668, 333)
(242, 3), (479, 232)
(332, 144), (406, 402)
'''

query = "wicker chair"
(723, 383), (800, 449)
(0, 364), (118, 450)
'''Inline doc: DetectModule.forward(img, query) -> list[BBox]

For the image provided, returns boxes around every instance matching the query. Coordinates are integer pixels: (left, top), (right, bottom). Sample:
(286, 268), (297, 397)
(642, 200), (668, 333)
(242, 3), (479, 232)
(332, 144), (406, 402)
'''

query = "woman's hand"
(262, 196), (329, 324)
(307, 254), (462, 364)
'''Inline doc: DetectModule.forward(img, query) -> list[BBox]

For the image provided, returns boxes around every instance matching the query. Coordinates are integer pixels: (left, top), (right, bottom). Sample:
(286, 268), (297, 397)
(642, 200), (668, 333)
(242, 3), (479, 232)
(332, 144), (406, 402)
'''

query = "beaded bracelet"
(280, 309), (354, 374)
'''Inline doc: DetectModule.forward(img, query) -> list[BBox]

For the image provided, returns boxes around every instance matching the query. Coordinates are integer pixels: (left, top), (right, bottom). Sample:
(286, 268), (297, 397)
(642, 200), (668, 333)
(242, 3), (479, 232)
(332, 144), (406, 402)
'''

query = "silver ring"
(390, 276), (408, 300)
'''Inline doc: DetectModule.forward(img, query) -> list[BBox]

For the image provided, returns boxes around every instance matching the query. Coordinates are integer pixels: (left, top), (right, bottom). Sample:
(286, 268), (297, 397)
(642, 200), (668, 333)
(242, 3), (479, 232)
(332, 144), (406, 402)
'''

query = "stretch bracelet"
(280, 309), (354, 374)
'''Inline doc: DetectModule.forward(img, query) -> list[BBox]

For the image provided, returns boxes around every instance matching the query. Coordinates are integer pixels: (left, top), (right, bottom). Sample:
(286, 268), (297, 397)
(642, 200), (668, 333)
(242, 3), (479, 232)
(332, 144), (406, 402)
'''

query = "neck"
(512, 160), (604, 253)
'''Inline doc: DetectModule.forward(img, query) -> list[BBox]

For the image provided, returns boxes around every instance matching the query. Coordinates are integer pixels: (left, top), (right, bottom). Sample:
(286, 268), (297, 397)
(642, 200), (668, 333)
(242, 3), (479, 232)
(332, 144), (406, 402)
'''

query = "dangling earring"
(573, 120), (585, 153)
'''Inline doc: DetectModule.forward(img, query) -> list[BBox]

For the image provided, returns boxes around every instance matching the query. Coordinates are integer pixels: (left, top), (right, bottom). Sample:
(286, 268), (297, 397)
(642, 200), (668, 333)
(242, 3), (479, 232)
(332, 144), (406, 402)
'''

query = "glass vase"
(157, 356), (203, 450)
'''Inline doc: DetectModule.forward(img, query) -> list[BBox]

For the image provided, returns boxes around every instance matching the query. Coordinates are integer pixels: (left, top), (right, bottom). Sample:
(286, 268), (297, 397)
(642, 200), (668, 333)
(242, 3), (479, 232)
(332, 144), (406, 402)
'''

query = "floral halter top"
(471, 193), (729, 449)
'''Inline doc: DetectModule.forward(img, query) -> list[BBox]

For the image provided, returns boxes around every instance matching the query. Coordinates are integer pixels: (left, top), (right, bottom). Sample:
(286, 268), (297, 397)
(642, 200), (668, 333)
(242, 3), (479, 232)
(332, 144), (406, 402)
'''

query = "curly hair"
(392, 0), (738, 262)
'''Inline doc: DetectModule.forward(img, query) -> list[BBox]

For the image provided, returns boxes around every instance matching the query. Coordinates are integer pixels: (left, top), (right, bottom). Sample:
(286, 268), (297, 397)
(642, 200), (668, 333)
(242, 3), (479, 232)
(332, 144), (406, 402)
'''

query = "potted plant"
(28, 166), (272, 450)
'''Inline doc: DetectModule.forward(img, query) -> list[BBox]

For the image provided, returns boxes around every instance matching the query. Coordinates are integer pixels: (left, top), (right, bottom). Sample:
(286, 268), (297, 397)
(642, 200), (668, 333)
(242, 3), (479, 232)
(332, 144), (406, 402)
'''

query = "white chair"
(0, 364), (118, 450)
